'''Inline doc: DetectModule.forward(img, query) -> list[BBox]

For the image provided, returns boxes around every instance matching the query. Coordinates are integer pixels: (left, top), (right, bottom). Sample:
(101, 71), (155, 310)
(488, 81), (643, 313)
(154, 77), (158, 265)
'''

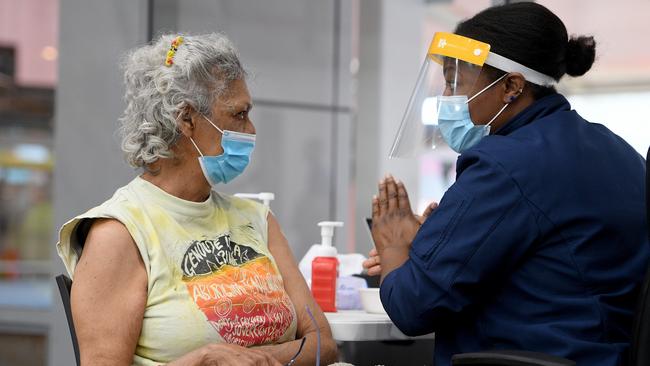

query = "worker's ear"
(177, 105), (197, 138)
(502, 72), (526, 104)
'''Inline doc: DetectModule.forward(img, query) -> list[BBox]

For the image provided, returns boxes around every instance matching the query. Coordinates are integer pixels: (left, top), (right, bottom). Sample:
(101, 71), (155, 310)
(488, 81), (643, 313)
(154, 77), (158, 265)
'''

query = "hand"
(362, 247), (382, 276)
(363, 198), (438, 276)
(372, 175), (419, 255)
(205, 344), (281, 366)
(174, 343), (282, 366)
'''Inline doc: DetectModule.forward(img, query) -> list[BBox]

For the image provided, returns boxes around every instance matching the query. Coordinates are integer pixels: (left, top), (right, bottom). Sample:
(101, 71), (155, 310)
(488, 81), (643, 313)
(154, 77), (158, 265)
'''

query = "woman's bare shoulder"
(77, 218), (145, 279)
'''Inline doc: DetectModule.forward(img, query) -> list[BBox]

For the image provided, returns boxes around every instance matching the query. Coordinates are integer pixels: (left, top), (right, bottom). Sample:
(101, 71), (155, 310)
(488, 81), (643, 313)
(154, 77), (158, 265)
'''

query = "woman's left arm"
(255, 213), (338, 365)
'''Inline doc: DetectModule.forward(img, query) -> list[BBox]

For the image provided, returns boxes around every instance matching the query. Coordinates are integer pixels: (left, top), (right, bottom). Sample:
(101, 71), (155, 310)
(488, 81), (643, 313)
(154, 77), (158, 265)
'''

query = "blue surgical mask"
(437, 73), (510, 153)
(189, 116), (256, 186)
(437, 95), (491, 153)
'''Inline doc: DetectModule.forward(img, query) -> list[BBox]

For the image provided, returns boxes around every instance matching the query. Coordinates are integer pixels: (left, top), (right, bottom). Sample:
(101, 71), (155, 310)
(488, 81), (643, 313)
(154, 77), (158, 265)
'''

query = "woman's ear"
(503, 72), (526, 104)
(177, 105), (197, 137)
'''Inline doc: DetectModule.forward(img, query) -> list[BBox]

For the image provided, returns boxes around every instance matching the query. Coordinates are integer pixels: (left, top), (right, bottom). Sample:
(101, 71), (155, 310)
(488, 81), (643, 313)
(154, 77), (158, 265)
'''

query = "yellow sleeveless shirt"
(57, 176), (298, 365)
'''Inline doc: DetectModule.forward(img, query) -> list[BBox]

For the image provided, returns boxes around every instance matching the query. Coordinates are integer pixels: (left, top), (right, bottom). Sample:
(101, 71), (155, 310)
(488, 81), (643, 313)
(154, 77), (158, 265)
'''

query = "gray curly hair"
(118, 33), (246, 168)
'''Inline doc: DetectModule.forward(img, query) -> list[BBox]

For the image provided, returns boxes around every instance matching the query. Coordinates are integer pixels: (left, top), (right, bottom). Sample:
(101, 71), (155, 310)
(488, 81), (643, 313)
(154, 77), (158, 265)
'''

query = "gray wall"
(49, 1), (148, 364)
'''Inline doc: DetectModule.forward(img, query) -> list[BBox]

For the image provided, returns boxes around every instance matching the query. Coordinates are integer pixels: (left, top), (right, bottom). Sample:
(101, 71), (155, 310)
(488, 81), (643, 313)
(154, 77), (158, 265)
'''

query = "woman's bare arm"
(255, 213), (338, 365)
(71, 218), (149, 366)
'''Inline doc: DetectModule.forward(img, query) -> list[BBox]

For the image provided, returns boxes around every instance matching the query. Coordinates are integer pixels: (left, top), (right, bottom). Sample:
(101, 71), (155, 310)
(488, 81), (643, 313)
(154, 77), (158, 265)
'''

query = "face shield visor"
(389, 32), (556, 158)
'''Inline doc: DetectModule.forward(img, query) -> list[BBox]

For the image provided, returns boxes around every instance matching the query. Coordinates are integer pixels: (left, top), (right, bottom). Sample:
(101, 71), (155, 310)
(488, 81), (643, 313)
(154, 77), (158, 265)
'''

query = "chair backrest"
(55, 274), (80, 366)
(630, 148), (650, 366)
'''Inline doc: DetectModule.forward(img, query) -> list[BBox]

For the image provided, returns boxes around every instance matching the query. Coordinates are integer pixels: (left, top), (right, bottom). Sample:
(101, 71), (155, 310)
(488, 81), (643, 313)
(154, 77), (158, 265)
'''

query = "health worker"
(363, 3), (649, 366)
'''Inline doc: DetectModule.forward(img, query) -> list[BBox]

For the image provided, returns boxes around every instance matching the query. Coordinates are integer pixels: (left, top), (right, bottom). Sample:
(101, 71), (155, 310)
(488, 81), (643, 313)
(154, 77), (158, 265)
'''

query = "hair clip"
(164, 36), (184, 66)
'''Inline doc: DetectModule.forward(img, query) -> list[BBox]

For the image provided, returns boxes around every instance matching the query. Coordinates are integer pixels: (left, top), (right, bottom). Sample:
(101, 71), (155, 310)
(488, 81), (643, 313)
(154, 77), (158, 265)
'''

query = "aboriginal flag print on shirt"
(181, 232), (294, 346)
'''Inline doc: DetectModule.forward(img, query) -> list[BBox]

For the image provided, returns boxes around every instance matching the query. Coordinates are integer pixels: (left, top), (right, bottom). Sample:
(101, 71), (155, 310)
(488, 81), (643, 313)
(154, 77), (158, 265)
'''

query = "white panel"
(568, 92), (650, 156)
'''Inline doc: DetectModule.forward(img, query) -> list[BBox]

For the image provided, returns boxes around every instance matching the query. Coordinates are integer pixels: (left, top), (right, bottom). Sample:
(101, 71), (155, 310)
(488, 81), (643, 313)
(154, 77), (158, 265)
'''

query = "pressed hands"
(362, 175), (438, 282)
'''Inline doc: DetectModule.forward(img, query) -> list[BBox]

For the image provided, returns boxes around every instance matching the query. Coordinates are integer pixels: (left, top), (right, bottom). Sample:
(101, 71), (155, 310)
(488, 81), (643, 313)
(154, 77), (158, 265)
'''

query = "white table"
(324, 310), (435, 342)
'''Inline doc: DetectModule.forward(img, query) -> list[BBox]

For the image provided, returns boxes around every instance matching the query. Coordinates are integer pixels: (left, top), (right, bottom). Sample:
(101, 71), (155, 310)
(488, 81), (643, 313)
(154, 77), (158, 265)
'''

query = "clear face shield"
(389, 32), (557, 157)
(389, 32), (491, 158)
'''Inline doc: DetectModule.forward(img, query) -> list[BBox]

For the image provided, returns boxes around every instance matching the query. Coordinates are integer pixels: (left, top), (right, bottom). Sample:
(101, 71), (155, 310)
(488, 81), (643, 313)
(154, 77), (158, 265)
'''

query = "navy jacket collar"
(494, 93), (571, 136)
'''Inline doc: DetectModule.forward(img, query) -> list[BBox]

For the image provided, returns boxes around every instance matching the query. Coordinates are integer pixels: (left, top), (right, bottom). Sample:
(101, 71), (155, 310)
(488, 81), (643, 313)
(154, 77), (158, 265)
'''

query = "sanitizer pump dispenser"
(311, 221), (343, 312)
(233, 192), (275, 207)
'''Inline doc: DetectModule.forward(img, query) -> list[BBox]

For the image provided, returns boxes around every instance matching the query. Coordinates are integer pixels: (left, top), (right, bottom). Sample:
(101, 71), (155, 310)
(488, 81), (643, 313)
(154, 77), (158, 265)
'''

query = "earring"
(508, 89), (524, 103)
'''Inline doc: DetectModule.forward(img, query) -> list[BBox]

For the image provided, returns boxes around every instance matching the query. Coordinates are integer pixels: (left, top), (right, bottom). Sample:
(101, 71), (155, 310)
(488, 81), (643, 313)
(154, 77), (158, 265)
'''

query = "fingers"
(415, 202), (438, 224)
(362, 248), (379, 271)
(247, 348), (280, 366)
(371, 195), (379, 222)
(201, 344), (279, 366)
(362, 254), (382, 277)
(268, 355), (282, 366)
(367, 265), (382, 276)
(386, 176), (399, 212)
(225, 344), (276, 366)
(251, 349), (277, 366)
(377, 177), (388, 215)
(396, 180), (412, 214)
(422, 202), (439, 218)
(362, 255), (381, 270)
(378, 174), (404, 215)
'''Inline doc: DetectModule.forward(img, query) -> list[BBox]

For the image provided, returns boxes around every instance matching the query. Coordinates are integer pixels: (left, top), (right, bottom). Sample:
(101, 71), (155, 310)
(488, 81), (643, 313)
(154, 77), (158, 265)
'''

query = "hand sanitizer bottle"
(311, 221), (343, 312)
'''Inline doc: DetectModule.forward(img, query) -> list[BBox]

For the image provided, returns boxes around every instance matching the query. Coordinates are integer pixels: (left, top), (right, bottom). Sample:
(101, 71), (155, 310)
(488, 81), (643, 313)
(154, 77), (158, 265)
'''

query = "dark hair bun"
(565, 36), (596, 77)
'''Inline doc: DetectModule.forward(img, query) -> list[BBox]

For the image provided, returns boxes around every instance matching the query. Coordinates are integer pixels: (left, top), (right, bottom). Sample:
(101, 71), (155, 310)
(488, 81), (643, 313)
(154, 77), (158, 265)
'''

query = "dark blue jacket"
(380, 94), (649, 366)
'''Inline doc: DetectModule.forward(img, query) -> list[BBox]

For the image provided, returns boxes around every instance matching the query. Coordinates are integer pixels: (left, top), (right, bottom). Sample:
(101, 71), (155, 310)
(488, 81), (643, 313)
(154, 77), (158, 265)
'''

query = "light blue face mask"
(438, 73), (510, 153)
(189, 115), (256, 186)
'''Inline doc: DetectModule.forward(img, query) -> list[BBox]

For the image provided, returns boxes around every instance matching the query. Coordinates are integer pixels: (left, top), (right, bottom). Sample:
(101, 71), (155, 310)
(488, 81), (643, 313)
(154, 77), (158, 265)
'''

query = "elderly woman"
(56, 33), (337, 366)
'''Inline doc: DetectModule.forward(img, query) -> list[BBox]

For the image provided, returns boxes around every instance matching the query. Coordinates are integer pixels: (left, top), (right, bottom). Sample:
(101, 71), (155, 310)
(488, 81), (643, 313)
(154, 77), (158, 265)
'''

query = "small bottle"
(311, 221), (343, 312)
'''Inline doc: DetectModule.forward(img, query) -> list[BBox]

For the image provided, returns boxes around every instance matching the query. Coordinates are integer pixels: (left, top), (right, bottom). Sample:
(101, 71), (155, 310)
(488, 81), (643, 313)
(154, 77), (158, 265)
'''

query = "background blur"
(0, 0), (648, 364)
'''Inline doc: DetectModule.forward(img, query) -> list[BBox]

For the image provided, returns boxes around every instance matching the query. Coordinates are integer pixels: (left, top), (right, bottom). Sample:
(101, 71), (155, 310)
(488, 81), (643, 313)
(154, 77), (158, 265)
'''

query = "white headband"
(485, 52), (557, 87)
